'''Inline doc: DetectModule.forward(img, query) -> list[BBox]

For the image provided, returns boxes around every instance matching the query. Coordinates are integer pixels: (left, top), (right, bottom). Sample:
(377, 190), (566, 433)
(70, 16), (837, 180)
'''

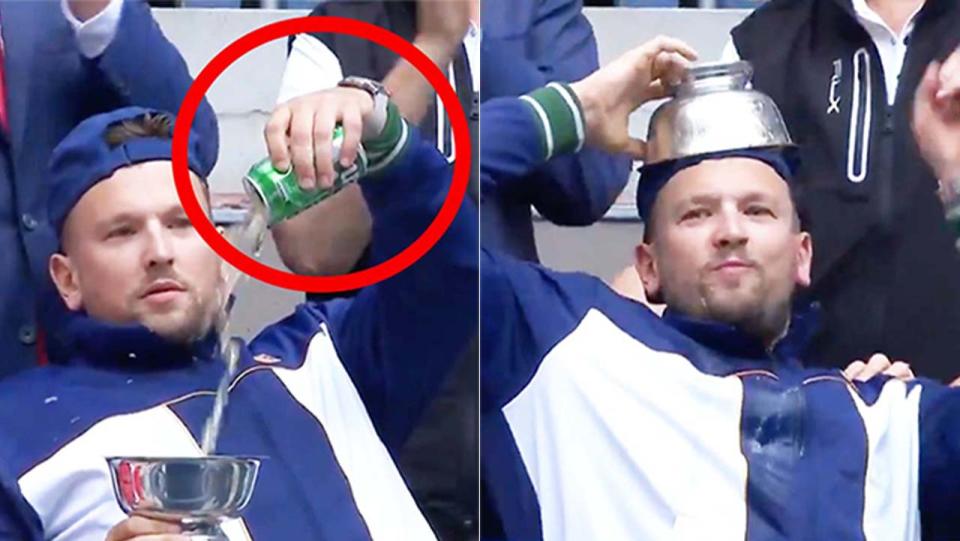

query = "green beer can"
(243, 126), (369, 225)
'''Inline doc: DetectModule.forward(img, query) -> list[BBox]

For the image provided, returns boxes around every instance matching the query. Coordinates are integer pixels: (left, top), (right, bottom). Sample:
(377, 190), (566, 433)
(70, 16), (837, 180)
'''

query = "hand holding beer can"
(244, 125), (369, 226)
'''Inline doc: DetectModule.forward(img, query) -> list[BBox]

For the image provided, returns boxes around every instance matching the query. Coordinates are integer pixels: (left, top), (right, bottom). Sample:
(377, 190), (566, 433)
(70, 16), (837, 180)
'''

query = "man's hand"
(843, 353), (915, 382)
(569, 36), (698, 159)
(414, 0), (471, 65)
(67, 0), (111, 22)
(265, 87), (375, 191)
(105, 516), (186, 541)
(913, 46), (960, 187)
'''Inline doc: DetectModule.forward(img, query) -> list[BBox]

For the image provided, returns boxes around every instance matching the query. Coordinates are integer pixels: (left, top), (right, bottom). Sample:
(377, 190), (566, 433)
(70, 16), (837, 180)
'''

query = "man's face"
(635, 157), (812, 342)
(51, 161), (224, 344)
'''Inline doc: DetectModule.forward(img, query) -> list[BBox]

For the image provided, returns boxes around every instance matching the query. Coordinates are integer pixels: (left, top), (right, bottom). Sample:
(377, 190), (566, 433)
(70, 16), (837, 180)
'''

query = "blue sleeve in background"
(481, 0), (632, 226)
(94, 0), (219, 171)
(480, 97), (553, 191)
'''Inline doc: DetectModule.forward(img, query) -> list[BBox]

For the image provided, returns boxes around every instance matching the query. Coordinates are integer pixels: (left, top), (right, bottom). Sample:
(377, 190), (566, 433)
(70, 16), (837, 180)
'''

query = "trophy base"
(184, 523), (228, 541)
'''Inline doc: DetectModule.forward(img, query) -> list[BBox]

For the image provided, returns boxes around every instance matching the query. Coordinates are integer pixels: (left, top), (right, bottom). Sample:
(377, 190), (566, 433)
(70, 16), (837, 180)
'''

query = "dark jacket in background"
(0, 0), (218, 376)
(732, 0), (960, 382)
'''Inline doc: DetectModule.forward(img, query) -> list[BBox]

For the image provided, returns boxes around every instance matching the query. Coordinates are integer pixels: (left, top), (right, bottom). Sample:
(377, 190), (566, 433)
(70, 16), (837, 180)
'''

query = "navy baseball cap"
(47, 106), (211, 238)
(635, 146), (801, 223)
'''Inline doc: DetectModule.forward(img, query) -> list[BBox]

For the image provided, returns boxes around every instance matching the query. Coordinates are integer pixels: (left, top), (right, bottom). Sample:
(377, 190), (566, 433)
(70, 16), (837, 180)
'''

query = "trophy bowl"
(106, 456), (260, 541)
(645, 60), (796, 165)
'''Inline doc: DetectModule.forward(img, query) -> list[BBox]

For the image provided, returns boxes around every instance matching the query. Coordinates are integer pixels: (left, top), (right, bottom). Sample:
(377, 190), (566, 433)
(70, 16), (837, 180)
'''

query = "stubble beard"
(665, 269), (792, 346)
(700, 280), (791, 345)
(131, 288), (219, 345)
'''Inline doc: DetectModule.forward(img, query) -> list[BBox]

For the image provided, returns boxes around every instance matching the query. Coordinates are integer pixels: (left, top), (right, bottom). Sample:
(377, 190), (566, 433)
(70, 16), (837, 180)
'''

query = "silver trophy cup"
(645, 60), (796, 165)
(106, 456), (260, 541)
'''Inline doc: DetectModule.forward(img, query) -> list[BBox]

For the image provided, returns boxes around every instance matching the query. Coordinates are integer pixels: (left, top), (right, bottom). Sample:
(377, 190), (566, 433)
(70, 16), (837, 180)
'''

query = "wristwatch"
(338, 76), (391, 139)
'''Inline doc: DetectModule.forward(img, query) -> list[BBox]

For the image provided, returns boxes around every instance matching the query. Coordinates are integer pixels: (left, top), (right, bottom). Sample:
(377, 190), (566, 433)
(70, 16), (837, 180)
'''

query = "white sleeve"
(60, 0), (124, 59)
(720, 36), (742, 62)
(276, 35), (345, 105)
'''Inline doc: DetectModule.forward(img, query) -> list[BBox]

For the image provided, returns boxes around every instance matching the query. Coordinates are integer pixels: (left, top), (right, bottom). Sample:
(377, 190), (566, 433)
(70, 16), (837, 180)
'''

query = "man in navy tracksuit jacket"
(480, 37), (960, 540)
(0, 89), (476, 539)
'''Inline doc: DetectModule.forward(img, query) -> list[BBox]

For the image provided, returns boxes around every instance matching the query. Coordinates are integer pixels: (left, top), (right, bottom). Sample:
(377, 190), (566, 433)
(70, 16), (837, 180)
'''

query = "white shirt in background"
(60, 0), (125, 59)
(277, 22), (481, 105)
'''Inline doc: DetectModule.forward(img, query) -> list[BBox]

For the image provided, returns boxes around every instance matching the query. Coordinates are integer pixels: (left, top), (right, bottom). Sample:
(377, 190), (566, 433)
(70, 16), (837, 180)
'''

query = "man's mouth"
(712, 259), (754, 271)
(140, 279), (187, 302)
(708, 258), (757, 279)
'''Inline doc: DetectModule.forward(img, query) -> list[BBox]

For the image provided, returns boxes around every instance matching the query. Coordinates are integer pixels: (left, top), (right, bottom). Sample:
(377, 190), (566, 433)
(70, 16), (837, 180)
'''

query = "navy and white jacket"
(480, 89), (960, 540)
(0, 132), (478, 540)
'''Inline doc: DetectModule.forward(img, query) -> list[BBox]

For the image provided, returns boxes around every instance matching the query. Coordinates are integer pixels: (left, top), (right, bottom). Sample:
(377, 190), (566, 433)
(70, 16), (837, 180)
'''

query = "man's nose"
(143, 221), (174, 268)
(713, 209), (748, 249)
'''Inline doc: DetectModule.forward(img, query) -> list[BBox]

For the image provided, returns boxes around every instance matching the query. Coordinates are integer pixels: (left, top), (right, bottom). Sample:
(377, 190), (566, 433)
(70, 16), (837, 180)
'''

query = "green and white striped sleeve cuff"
(519, 82), (586, 161)
(365, 101), (410, 174)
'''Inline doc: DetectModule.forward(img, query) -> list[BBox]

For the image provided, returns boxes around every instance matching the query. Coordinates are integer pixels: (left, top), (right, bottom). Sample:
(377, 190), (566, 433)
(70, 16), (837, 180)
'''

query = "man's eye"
(107, 226), (135, 239)
(168, 217), (193, 230)
(680, 208), (710, 222)
(745, 205), (775, 217)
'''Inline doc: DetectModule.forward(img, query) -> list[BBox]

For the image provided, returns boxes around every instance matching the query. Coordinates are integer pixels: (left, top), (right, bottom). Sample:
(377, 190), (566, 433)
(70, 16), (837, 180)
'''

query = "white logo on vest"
(828, 58), (842, 115)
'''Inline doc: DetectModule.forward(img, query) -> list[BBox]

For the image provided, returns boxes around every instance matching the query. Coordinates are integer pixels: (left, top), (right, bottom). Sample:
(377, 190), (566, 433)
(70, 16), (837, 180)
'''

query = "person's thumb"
(644, 80), (670, 102)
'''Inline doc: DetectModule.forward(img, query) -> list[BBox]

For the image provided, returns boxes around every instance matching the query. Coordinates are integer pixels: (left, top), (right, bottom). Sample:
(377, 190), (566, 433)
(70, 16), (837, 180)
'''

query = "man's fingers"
(289, 106), (318, 190)
(854, 353), (893, 382)
(935, 59), (960, 98)
(338, 105), (363, 169)
(935, 86), (960, 105)
(645, 35), (699, 63)
(264, 106), (292, 172)
(935, 68), (960, 101)
(312, 107), (338, 189)
(652, 50), (691, 87)
(883, 361), (915, 380)
(865, 352), (892, 371)
(843, 360), (866, 381)
(106, 516), (182, 541)
(645, 80), (670, 101)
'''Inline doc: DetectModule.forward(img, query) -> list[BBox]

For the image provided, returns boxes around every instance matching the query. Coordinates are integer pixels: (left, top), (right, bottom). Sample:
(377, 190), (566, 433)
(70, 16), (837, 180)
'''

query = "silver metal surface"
(645, 61), (795, 165)
(107, 456), (260, 540)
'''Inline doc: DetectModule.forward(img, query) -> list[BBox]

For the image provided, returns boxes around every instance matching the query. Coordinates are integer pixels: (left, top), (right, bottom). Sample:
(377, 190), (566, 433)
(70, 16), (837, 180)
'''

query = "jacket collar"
(661, 302), (820, 371)
(60, 311), (220, 371)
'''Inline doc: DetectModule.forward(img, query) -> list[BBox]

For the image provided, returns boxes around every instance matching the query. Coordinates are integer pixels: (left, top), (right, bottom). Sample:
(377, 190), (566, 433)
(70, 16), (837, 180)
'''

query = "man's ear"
(635, 242), (664, 304)
(49, 253), (83, 311)
(795, 231), (813, 288)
